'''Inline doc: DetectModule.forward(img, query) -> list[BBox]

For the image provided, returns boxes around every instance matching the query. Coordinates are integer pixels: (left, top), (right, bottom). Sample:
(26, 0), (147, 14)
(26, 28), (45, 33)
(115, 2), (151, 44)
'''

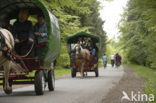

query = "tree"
(119, 0), (156, 68)
(42, 0), (106, 66)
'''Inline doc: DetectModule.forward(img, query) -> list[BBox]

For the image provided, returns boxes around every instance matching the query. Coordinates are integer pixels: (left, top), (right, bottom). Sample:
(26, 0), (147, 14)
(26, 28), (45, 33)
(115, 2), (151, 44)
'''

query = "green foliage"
(56, 43), (70, 66)
(105, 39), (118, 62)
(55, 66), (71, 77)
(41, 0), (106, 67)
(28, 16), (37, 25)
(119, 0), (156, 68)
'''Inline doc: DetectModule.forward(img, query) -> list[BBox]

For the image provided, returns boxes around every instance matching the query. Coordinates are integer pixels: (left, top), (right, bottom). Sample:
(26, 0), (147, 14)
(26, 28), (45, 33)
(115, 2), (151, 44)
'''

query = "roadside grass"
(55, 66), (71, 77)
(99, 58), (104, 67)
(26, 66), (71, 77)
(126, 64), (156, 102)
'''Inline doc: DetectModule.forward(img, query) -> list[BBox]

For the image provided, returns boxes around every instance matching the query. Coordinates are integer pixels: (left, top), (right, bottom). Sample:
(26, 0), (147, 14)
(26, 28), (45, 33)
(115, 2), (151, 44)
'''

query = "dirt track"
(102, 66), (144, 103)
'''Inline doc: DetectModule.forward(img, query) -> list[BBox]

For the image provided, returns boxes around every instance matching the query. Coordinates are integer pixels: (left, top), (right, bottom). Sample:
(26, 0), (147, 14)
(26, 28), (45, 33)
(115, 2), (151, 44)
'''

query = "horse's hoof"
(4, 88), (12, 94)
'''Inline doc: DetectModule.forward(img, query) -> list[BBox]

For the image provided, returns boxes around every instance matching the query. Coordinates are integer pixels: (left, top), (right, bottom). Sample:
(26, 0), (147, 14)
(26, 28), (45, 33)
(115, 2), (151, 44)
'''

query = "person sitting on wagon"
(34, 14), (47, 57)
(86, 39), (95, 63)
(12, 9), (34, 56)
(34, 14), (47, 46)
(86, 39), (93, 52)
(86, 39), (97, 55)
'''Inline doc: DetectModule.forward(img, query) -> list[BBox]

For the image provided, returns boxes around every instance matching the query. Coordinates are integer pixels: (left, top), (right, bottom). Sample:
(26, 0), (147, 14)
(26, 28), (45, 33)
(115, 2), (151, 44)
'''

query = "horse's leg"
(84, 64), (87, 76)
(3, 61), (12, 94)
(81, 63), (85, 78)
(80, 65), (83, 78)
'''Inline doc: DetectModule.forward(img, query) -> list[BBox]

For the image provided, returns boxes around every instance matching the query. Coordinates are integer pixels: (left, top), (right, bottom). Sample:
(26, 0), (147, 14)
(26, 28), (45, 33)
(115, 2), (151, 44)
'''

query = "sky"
(98, 0), (129, 40)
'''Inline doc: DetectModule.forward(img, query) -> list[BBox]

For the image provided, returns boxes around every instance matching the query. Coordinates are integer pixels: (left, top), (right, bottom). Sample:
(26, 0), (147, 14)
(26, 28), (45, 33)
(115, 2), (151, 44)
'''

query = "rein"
(18, 41), (34, 58)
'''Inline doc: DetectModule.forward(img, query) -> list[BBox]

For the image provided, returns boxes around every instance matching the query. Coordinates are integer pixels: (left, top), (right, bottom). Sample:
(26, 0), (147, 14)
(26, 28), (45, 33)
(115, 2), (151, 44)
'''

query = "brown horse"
(0, 28), (22, 94)
(75, 44), (90, 77)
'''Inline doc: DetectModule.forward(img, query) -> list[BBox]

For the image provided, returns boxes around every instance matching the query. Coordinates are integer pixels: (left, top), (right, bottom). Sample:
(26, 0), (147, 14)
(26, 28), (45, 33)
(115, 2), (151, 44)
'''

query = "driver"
(12, 9), (34, 55)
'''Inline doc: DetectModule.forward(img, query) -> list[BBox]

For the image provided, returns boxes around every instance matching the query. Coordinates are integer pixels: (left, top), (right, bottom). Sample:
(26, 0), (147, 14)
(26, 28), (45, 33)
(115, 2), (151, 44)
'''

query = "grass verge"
(126, 64), (156, 102)
(55, 66), (71, 77)
(27, 66), (71, 77)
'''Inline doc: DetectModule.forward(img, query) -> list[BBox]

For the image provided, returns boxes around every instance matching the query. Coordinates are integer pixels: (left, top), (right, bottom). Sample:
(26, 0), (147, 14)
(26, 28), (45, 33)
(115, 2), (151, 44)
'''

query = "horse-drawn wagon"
(66, 32), (100, 78)
(0, 0), (60, 95)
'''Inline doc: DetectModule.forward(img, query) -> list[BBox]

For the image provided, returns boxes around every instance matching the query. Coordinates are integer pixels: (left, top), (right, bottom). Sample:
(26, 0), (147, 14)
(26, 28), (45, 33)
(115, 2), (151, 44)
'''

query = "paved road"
(0, 65), (124, 103)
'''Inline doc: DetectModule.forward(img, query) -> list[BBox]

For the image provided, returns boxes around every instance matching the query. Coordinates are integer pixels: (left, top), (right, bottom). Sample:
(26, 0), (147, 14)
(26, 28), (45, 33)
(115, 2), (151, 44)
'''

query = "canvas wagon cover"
(0, 0), (61, 67)
(66, 32), (100, 44)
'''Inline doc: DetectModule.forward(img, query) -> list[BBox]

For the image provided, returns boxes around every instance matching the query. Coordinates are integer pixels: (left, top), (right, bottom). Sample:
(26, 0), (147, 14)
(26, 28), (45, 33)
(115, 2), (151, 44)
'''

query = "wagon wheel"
(3, 79), (13, 94)
(95, 67), (99, 77)
(48, 70), (55, 91)
(71, 67), (76, 78)
(34, 70), (45, 95)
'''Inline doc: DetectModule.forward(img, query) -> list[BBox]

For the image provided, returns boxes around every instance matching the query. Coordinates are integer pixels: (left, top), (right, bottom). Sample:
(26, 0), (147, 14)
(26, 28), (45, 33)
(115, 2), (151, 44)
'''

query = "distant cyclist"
(102, 54), (107, 68)
(115, 53), (121, 68)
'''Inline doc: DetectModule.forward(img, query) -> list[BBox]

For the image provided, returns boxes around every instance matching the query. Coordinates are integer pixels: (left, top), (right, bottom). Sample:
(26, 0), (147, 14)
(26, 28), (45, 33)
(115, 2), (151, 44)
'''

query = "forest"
(119, 0), (156, 69)
(42, 0), (106, 67)
(41, 0), (156, 69)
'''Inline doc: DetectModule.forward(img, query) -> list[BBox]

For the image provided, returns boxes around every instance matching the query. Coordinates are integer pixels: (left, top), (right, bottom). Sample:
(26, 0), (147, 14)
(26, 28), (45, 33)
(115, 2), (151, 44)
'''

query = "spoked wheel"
(71, 67), (76, 78)
(34, 70), (45, 95)
(3, 79), (13, 94)
(95, 67), (99, 77)
(48, 70), (55, 91)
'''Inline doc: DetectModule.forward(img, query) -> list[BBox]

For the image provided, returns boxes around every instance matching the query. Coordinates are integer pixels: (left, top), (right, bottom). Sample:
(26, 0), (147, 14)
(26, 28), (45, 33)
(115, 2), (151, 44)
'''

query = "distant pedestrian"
(102, 54), (107, 68)
(115, 53), (121, 67)
(110, 54), (115, 67)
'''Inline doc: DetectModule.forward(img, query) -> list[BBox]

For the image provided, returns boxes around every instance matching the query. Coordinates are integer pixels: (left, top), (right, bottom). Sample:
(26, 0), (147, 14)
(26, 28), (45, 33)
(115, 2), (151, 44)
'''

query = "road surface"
(0, 65), (124, 103)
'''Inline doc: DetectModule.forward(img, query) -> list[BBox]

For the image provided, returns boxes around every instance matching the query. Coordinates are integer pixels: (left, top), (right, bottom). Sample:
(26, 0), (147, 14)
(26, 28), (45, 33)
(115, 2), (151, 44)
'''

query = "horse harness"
(76, 52), (89, 61)
(0, 29), (29, 73)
